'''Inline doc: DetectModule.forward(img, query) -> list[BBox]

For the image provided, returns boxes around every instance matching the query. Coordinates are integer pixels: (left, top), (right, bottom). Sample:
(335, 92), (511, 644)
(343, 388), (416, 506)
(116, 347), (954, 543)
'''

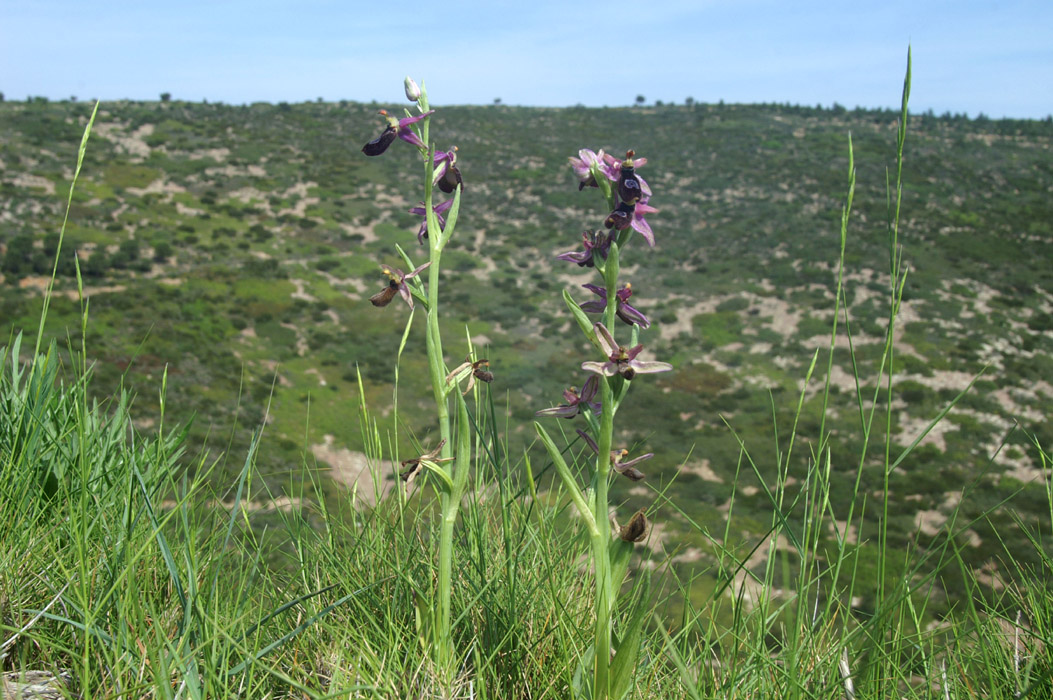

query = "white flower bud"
(404, 77), (422, 102)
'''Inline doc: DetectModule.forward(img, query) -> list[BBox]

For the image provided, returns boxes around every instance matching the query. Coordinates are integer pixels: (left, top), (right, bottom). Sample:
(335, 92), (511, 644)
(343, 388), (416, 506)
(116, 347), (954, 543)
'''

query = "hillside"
(1, 97), (1051, 608)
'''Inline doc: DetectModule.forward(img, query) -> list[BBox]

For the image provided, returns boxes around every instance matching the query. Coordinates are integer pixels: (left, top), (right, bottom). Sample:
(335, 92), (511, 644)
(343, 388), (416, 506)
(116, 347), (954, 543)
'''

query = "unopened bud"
(404, 77), (422, 102)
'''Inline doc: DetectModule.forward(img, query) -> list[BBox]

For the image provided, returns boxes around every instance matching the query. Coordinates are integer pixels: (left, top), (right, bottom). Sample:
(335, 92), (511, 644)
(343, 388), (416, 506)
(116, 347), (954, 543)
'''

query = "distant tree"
(685, 96), (694, 109)
(42, 232), (62, 258)
(655, 99), (664, 107)
(1, 235), (35, 276)
(0, 91), (4, 102)
(635, 94), (645, 106)
(493, 97), (502, 105)
(160, 92), (171, 102)
(153, 241), (174, 262)
(69, 95), (77, 102)
(109, 238), (141, 269)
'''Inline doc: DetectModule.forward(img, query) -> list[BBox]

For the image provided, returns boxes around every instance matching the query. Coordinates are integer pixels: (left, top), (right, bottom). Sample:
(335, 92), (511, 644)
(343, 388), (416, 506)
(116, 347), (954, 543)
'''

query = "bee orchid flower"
(445, 355), (494, 395)
(579, 282), (651, 328)
(602, 150), (651, 198)
(581, 323), (672, 380)
(409, 199), (453, 245)
(433, 147), (463, 193)
(556, 229), (612, 268)
(535, 375), (601, 418)
(569, 148), (606, 190)
(399, 439), (454, 487)
(362, 109), (434, 156)
(575, 429), (653, 481)
(369, 262), (431, 309)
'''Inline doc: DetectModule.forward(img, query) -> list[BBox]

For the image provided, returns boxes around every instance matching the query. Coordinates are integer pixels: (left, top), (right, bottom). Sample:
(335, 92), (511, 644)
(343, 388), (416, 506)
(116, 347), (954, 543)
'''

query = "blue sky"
(2, 0), (1050, 118)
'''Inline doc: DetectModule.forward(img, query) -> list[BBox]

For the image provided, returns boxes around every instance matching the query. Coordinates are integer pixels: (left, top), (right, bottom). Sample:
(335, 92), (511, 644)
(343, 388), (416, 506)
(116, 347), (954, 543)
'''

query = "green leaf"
(534, 422), (597, 537)
(610, 589), (650, 700)
(608, 538), (634, 596)
(438, 182), (463, 250)
(572, 645), (595, 700)
(563, 289), (600, 351)
(397, 307), (416, 362)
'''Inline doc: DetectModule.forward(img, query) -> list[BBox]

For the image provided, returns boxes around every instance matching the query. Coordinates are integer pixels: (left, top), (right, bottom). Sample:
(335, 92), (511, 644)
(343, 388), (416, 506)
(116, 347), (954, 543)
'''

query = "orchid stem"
(418, 85), (460, 680)
(592, 375), (617, 699)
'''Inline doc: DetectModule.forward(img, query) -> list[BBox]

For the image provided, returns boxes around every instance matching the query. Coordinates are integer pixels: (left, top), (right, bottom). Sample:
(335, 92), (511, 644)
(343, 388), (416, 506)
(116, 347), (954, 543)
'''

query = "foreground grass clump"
(1, 330), (1051, 698)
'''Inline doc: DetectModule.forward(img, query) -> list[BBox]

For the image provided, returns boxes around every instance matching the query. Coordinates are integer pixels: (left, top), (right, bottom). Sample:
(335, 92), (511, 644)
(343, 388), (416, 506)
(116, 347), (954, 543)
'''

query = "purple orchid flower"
(582, 323), (672, 380)
(361, 109), (434, 156)
(615, 149), (645, 204)
(579, 283), (651, 329)
(535, 375), (601, 418)
(433, 147), (463, 193)
(409, 199), (454, 245)
(575, 429), (653, 481)
(601, 151), (652, 198)
(556, 230), (612, 268)
(604, 201), (635, 231)
(369, 262), (431, 310)
(603, 197), (658, 246)
(569, 148), (606, 190)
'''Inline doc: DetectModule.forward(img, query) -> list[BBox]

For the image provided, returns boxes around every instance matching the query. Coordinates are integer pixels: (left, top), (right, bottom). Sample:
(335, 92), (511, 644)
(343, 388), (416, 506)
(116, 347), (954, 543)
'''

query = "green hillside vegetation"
(1, 76), (1051, 696)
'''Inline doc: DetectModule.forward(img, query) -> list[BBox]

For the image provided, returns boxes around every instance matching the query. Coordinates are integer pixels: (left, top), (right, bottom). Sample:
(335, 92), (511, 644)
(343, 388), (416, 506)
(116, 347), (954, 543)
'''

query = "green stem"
(417, 86), (461, 680)
(603, 241), (621, 333)
(591, 374), (617, 699)
(418, 96), (452, 460)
